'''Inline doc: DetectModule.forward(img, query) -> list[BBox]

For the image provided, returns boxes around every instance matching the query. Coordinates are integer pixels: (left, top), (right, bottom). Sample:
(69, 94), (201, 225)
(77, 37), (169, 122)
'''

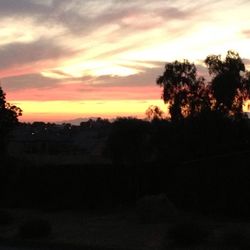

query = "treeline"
(107, 115), (250, 165)
(0, 114), (250, 217)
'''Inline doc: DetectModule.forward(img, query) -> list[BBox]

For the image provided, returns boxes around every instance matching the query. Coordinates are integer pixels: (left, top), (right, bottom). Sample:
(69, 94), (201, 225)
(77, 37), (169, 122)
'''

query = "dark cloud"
(90, 60), (212, 87)
(0, 39), (75, 69)
(157, 6), (195, 20)
(90, 64), (164, 87)
(1, 71), (91, 91)
(0, 0), (49, 17)
(1, 73), (62, 90)
(0, 0), (246, 39)
(0, 0), (206, 37)
(58, 2), (198, 36)
(49, 70), (75, 78)
(1, 63), (163, 93)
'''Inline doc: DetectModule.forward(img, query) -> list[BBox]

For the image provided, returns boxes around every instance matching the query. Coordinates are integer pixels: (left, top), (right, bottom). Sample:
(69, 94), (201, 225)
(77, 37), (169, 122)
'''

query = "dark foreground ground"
(1, 148), (250, 249)
(0, 207), (250, 250)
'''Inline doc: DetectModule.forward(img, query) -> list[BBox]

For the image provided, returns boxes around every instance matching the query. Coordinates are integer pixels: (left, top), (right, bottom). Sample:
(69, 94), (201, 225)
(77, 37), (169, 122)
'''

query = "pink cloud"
(8, 83), (162, 101)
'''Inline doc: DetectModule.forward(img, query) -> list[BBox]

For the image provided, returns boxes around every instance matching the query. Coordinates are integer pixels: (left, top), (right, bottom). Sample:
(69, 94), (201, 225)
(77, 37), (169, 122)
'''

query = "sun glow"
(17, 100), (167, 123)
(243, 100), (250, 113)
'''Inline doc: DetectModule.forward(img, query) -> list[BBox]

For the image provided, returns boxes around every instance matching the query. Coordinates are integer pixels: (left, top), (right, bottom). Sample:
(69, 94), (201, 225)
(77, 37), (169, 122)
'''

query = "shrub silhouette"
(19, 218), (52, 239)
(136, 194), (176, 224)
(107, 118), (150, 164)
(218, 224), (250, 248)
(0, 86), (22, 155)
(0, 210), (12, 225)
(167, 220), (210, 247)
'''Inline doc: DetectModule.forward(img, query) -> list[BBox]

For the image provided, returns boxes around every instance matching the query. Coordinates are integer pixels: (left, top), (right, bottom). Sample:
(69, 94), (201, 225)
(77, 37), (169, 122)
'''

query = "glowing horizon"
(1, 0), (250, 122)
(14, 99), (168, 123)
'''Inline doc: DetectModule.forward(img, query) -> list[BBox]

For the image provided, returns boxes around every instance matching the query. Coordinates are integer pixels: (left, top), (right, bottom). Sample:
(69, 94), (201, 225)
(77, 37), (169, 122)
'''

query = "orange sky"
(1, 0), (250, 122)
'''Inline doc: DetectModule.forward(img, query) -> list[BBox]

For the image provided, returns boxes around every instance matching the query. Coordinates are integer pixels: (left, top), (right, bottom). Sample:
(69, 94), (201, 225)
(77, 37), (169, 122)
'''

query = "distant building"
(7, 123), (111, 166)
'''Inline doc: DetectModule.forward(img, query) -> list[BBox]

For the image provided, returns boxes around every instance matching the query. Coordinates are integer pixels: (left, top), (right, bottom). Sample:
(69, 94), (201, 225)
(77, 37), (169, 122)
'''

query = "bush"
(19, 218), (52, 239)
(167, 221), (210, 247)
(136, 194), (177, 223)
(0, 210), (12, 225)
(218, 224), (250, 247)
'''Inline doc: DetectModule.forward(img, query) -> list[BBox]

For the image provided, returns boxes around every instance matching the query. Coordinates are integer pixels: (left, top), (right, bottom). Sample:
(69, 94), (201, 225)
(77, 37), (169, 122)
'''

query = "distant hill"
(57, 117), (117, 125)
(57, 117), (102, 125)
(57, 113), (250, 125)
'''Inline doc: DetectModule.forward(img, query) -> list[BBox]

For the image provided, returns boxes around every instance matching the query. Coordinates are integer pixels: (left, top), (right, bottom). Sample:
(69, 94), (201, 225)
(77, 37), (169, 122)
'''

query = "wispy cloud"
(0, 39), (75, 70)
(2, 73), (63, 90)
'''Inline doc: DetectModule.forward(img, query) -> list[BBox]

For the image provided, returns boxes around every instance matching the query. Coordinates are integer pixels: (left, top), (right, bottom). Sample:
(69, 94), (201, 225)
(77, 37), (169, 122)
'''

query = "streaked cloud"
(2, 73), (63, 90)
(0, 39), (74, 70)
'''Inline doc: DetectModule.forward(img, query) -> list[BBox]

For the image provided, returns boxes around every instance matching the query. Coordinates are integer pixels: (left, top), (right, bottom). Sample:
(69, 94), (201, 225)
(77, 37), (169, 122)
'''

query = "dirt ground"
(0, 208), (168, 249)
(1, 208), (250, 250)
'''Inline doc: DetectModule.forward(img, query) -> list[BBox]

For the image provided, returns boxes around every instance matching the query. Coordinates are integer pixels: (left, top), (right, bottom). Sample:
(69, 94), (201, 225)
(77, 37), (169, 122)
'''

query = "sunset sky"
(1, 0), (250, 122)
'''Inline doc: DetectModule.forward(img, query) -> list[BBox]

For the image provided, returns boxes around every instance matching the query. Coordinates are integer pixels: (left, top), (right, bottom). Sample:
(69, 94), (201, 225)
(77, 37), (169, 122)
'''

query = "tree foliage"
(156, 60), (211, 121)
(205, 50), (250, 117)
(145, 105), (164, 121)
(107, 118), (150, 164)
(0, 86), (22, 154)
(157, 51), (250, 121)
(0, 86), (22, 131)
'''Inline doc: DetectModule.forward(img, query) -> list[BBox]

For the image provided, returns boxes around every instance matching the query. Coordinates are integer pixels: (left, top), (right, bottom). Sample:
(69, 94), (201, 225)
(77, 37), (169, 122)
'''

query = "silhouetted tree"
(156, 60), (211, 121)
(157, 51), (250, 121)
(205, 50), (250, 118)
(107, 118), (150, 164)
(145, 105), (164, 121)
(0, 86), (22, 155)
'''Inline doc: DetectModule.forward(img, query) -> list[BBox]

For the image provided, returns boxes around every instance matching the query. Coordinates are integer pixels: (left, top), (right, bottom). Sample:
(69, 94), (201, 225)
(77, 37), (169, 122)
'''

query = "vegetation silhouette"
(156, 59), (210, 121)
(157, 50), (250, 121)
(205, 50), (250, 118)
(104, 51), (250, 216)
(145, 105), (164, 121)
(107, 117), (150, 164)
(0, 86), (22, 156)
(1, 51), (250, 222)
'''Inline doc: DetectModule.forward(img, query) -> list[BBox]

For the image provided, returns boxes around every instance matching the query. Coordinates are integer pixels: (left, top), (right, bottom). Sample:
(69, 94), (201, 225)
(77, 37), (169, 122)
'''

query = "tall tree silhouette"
(156, 60), (210, 121)
(107, 118), (150, 164)
(205, 50), (250, 118)
(157, 51), (250, 121)
(0, 86), (22, 154)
